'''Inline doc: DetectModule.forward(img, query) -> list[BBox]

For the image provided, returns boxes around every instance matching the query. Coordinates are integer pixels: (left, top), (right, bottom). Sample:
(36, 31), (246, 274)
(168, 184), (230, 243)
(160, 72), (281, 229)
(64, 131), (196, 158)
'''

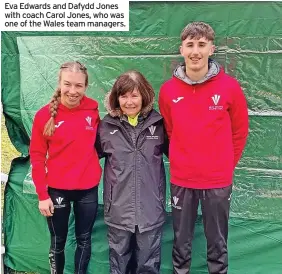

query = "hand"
(39, 198), (54, 217)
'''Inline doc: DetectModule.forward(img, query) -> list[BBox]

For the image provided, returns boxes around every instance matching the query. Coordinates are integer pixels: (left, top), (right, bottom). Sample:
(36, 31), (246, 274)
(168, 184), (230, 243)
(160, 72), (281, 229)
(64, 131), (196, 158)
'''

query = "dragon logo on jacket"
(209, 94), (223, 110)
(85, 116), (94, 130)
(146, 126), (159, 140)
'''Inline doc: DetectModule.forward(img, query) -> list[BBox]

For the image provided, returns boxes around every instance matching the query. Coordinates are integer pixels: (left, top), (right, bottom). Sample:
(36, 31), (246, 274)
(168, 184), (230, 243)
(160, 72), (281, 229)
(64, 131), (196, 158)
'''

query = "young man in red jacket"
(159, 22), (249, 274)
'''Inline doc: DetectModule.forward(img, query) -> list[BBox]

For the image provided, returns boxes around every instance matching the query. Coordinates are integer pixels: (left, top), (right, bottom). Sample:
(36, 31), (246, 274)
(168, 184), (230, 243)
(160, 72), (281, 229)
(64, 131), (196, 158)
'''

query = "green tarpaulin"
(2, 2), (282, 273)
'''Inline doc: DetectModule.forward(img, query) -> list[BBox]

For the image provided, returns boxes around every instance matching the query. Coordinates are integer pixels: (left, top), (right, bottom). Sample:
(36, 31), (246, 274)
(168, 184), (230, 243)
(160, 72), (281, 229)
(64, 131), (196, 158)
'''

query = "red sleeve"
(229, 82), (249, 167)
(159, 84), (173, 139)
(29, 111), (49, 201)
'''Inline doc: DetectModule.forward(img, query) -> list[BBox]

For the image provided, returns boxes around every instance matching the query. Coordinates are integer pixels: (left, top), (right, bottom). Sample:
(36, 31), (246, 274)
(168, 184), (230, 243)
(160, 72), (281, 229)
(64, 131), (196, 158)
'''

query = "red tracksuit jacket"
(30, 96), (102, 200)
(159, 66), (249, 189)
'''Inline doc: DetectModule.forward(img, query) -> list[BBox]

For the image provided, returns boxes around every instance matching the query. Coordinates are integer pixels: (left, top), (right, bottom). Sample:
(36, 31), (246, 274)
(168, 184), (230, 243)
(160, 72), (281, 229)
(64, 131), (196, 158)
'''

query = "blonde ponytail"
(43, 88), (61, 136)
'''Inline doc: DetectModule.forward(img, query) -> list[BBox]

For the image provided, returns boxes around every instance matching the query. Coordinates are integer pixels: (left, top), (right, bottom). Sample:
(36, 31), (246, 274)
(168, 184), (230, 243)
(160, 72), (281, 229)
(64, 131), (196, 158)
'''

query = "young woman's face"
(60, 71), (87, 108)
(118, 89), (142, 117)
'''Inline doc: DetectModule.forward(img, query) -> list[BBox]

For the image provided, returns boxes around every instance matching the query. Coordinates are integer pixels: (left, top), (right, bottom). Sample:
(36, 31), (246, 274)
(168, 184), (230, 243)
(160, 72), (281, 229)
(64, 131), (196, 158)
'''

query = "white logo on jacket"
(172, 196), (181, 210)
(55, 121), (64, 128)
(85, 116), (94, 130)
(85, 116), (92, 126)
(148, 125), (156, 135)
(146, 126), (159, 140)
(211, 94), (220, 105)
(110, 129), (118, 135)
(209, 94), (223, 110)
(172, 97), (184, 103)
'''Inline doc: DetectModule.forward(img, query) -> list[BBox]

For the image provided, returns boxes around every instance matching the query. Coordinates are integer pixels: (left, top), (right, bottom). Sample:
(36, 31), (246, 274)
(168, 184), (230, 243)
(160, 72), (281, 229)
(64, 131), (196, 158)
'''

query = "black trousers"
(47, 186), (98, 274)
(171, 184), (232, 274)
(108, 225), (163, 274)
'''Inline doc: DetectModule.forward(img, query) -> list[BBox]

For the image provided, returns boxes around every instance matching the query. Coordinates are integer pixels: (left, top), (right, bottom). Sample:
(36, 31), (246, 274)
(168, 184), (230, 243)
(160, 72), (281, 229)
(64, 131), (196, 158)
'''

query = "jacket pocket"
(104, 183), (113, 213)
(159, 164), (166, 210)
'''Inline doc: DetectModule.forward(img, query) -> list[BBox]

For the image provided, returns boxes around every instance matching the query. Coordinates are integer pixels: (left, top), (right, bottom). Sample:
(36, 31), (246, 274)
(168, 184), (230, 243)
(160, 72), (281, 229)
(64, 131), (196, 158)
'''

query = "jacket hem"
(105, 220), (165, 234)
(170, 178), (233, 189)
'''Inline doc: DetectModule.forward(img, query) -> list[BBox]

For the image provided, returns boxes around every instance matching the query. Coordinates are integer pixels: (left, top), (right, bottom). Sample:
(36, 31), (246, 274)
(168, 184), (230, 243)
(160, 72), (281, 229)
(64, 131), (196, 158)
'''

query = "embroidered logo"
(56, 197), (63, 204)
(54, 197), (66, 208)
(146, 126), (159, 140)
(209, 94), (223, 110)
(173, 196), (179, 205)
(85, 116), (94, 130)
(110, 129), (118, 135)
(172, 97), (184, 103)
(148, 125), (156, 135)
(54, 121), (64, 128)
(171, 196), (181, 210)
(212, 94), (220, 105)
(85, 116), (92, 126)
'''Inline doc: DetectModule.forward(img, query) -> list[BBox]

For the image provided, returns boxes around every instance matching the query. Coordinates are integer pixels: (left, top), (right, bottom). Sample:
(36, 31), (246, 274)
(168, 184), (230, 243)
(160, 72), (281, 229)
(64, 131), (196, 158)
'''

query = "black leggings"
(47, 186), (98, 274)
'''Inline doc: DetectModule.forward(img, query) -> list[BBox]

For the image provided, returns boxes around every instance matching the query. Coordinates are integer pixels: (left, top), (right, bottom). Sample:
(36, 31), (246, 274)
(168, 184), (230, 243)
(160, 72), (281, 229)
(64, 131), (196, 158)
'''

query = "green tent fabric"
(2, 2), (282, 273)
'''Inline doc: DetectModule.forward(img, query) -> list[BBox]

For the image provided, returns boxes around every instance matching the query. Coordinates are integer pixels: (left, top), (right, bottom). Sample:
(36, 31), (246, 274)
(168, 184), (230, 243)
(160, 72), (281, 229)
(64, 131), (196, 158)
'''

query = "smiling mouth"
(67, 95), (79, 100)
(191, 58), (201, 62)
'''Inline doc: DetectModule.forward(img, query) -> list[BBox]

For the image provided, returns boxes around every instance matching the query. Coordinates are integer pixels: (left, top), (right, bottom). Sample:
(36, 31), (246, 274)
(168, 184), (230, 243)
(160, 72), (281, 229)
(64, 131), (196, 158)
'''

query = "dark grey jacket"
(96, 110), (167, 233)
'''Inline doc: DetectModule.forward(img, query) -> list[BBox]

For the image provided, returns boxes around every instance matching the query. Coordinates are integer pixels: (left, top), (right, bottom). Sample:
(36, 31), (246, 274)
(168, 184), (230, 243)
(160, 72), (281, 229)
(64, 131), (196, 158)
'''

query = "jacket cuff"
(38, 191), (50, 201)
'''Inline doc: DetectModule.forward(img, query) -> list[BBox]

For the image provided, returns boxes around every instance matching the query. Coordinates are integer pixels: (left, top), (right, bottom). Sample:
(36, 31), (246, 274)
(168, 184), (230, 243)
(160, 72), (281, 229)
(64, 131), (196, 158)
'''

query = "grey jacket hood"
(104, 91), (154, 118)
(174, 59), (221, 85)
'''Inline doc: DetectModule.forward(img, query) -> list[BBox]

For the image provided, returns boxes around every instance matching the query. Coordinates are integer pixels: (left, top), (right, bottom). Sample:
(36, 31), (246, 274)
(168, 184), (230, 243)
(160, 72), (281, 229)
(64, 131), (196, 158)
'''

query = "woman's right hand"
(39, 198), (54, 217)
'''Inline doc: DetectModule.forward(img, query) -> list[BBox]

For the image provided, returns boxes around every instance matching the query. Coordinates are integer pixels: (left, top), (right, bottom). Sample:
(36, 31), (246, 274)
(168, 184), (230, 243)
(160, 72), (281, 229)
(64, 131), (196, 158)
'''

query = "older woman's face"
(118, 89), (142, 118)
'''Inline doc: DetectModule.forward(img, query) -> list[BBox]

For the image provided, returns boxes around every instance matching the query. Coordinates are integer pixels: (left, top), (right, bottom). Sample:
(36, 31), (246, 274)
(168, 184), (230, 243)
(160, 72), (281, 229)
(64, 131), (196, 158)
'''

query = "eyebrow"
(63, 80), (84, 85)
(185, 41), (207, 45)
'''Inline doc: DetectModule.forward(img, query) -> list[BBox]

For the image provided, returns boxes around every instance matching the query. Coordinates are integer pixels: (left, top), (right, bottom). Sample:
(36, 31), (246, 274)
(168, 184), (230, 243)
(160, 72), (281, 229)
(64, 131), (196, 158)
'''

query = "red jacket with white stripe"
(30, 96), (102, 200)
(159, 61), (249, 189)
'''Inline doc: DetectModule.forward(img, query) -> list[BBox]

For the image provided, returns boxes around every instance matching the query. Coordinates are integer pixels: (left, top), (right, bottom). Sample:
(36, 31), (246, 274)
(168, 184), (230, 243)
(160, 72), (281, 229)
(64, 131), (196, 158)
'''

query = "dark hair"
(43, 61), (88, 136)
(109, 70), (155, 114)
(181, 21), (215, 42)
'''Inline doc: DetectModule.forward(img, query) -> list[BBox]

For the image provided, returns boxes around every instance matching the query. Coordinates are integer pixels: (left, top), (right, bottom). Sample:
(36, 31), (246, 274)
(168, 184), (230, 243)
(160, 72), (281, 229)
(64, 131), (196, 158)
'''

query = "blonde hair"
(43, 61), (88, 136)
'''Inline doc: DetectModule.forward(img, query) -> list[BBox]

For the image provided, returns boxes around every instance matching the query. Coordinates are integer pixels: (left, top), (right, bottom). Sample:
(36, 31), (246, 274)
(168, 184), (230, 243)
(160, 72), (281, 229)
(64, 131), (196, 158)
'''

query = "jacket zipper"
(131, 126), (138, 226)
(134, 145), (138, 226)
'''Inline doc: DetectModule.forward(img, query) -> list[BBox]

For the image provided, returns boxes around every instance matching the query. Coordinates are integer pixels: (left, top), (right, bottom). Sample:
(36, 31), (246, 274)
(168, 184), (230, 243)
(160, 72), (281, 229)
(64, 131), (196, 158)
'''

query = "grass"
(1, 114), (20, 220)
(1, 114), (20, 174)
(1, 114), (37, 273)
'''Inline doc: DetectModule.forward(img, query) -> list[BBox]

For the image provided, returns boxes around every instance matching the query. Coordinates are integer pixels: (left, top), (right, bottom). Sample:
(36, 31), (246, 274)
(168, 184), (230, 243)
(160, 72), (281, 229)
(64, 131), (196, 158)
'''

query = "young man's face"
(180, 36), (215, 72)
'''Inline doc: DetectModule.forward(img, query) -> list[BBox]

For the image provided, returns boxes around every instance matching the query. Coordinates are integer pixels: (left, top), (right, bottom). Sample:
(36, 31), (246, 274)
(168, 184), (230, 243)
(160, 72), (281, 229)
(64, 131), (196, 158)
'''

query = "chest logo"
(211, 94), (220, 105)
(209, 94), (223, 111)
(172, 97), (184, 103)
(148, 125), (156, 135)
(85, 116), (94, 130)
(146, 125), (159, 140)
(85, 116), (92, 126)
(110, 129), (118, 135)
(55, 121), (64, 128)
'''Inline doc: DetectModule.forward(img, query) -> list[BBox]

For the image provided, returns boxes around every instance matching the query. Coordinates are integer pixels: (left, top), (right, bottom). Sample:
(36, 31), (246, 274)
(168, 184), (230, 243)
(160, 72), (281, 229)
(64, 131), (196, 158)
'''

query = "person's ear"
(209, 44), (215, 56)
